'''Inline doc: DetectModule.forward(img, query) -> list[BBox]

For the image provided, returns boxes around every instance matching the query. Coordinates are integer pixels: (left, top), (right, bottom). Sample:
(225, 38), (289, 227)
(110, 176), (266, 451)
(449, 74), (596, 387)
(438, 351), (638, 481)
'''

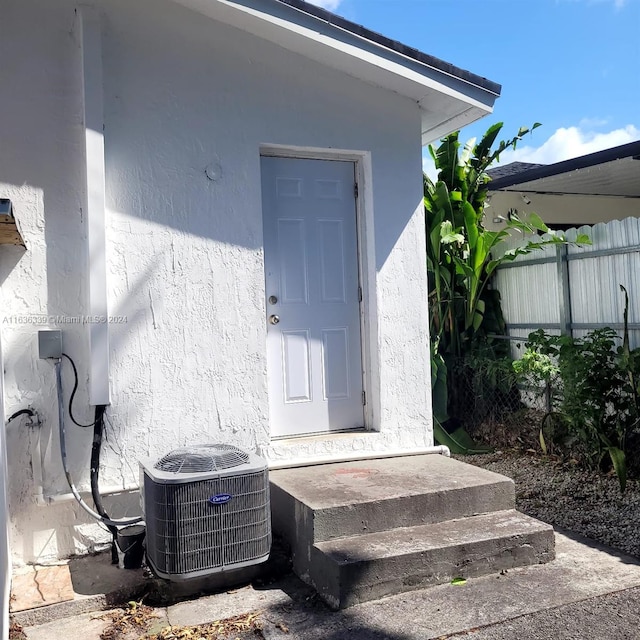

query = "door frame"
(259, 144), (379, 434)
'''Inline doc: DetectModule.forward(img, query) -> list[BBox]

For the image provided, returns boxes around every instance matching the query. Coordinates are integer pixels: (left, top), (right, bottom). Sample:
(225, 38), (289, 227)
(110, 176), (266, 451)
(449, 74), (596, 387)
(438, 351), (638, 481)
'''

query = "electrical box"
(38, 330), (62, 359)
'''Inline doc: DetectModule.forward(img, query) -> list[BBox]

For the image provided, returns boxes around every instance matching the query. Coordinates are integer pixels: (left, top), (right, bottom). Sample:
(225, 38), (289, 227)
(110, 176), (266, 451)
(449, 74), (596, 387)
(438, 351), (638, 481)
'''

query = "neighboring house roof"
(172, 0), (502, 143)
(487, 162), (544, 180)
(488, 141), (640, 198)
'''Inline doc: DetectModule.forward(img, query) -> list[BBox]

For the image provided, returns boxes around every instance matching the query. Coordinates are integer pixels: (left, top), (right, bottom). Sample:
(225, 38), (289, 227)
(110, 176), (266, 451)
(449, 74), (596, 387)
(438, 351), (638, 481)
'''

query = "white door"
(261, 156), (365, 437)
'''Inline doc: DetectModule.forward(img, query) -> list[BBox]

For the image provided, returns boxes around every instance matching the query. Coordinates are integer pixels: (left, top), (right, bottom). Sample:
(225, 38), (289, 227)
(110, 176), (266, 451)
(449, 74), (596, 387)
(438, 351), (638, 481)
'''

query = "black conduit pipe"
(91, 405), (118, 564)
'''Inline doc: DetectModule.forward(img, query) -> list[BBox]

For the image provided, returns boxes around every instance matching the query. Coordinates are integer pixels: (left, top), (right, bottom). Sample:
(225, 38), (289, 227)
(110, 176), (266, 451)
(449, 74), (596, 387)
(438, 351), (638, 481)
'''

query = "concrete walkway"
(20, 530), (640, 639)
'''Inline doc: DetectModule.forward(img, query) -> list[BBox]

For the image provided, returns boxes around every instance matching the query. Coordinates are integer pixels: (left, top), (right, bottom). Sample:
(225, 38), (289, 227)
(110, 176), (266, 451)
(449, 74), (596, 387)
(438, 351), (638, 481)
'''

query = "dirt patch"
(467, 408), (547, 452)
(9, 620), (26, 640)
(147, 612), (264, 639)
(99, 604), (265, 640)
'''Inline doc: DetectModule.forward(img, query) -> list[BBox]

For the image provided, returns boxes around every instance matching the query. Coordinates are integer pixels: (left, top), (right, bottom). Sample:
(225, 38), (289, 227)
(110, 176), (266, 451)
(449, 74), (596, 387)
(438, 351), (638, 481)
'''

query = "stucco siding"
(0, 0), (432, 564)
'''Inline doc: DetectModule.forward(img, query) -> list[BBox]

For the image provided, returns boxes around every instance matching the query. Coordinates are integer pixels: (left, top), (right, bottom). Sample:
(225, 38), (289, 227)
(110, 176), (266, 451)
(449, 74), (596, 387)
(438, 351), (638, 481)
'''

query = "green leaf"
(526, 212), (549, 233)
(440, 220), (465, 246)
(463, 201), (479, 250)
(539, 428), (547, 455)
(431, 355), (449, 423)
(608, 447), (627, 493)
(575, 233), (592, 245)
(460, 137), (476, 165)
(451, 577), (467, 586)
(621, 284), (630, 359)
(474, 123), (503, 168)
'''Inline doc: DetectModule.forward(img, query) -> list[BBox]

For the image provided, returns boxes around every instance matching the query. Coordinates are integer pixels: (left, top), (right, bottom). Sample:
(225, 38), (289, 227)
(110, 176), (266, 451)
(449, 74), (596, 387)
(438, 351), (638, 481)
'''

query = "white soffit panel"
(170, 0), (500, 143)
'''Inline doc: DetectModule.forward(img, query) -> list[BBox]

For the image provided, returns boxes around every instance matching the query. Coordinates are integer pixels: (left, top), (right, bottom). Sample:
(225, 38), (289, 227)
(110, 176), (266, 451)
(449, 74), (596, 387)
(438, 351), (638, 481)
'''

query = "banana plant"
(425, 123), (590, 424)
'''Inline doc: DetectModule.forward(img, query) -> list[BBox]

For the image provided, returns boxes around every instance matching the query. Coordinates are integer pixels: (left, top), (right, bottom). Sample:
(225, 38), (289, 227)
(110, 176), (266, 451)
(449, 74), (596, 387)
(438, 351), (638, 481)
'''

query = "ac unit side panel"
(145, 550), (271, 582)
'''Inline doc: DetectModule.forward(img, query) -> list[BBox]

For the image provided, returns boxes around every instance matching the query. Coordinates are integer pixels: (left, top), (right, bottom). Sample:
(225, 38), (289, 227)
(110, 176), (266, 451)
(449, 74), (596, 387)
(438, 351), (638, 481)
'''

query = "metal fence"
(446, 217), (640, 440)
(493, 216), (640, 358)
(448, 354), (550, 440)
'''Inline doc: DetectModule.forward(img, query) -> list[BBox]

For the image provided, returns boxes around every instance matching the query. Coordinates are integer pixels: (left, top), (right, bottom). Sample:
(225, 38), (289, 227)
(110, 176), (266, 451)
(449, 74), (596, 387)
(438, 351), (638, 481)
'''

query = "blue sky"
(309, 0), (640, 171)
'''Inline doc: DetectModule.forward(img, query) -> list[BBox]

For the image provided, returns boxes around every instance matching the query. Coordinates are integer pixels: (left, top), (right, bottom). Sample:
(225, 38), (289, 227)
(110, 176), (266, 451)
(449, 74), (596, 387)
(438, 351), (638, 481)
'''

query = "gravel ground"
(455, 451), (640, 559)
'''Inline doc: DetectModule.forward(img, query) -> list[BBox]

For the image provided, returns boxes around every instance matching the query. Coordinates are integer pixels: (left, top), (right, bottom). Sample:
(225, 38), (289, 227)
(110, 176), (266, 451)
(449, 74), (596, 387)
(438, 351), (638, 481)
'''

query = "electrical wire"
(54, 358), (142, 528)
(61, 353), (99, 428)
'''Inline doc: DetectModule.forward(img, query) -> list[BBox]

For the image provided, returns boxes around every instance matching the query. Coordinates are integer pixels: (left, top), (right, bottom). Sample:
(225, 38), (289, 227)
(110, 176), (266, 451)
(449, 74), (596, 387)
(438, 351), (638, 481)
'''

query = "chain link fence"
(447, 356), (555, 448)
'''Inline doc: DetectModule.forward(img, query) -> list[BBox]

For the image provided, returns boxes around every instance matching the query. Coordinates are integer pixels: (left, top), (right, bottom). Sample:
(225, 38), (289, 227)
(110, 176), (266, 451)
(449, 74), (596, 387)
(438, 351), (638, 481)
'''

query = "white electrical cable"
(55, 359), (142, 528)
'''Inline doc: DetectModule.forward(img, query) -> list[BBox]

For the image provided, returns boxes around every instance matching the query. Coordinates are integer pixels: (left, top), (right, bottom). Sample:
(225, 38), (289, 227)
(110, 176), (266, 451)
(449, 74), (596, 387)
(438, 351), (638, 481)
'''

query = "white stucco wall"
(0, 0), (432, 565)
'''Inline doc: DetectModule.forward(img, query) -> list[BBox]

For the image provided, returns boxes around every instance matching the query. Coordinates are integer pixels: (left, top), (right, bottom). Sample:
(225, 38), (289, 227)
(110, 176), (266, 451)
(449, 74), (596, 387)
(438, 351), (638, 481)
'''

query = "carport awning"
(489, 141), (640, 199)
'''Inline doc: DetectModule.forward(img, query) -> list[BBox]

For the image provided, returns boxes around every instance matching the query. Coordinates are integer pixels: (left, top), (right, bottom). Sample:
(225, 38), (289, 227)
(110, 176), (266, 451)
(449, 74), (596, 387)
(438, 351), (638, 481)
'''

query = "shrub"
(524, 289), (640, 492)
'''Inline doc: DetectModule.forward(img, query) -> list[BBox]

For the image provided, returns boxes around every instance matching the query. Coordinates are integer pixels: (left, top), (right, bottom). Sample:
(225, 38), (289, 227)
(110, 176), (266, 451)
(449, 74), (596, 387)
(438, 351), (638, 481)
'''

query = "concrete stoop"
(269, 454), (555, 609)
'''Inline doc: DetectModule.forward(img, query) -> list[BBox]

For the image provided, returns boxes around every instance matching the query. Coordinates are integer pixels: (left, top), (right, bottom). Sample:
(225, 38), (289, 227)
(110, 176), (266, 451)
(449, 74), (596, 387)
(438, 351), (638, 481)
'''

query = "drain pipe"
(268, 445), (450, 470)
(55, 359), (141, 528)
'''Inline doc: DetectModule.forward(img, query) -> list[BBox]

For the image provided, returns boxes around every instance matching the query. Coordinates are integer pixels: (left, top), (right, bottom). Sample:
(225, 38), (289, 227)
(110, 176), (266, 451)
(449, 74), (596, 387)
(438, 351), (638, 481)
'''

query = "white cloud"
(578, 116), (610, 129)
(306, 0), (343, 10)
(422, 154), (438, 183)
(496, 124), (640, 166)
(595, 0), (628, 7)
(422, 124), (640, 179)
(559, 0), (628, 9)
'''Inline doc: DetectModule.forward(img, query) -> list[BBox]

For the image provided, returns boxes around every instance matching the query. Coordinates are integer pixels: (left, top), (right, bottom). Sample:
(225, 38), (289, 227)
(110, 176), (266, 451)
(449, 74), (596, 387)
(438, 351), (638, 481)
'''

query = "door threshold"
(271, 428), (367, 443)
(263, 429), (418, 468)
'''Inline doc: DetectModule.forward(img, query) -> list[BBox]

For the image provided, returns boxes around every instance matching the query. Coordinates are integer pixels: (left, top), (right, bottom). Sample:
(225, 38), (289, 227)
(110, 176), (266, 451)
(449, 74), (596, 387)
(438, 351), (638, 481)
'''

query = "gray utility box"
(38, 330), (62, 359)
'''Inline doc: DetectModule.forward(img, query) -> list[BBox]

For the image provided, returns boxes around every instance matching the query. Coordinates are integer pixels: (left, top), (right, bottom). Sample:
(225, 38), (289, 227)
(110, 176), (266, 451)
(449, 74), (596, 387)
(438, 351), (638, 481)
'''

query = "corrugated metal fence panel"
(495, 262), (559, 325)
(566, 220), (640, 349)
(494, 231), (560, 326)
(569, 253), (633, 325)
(496, 217), (640, 350)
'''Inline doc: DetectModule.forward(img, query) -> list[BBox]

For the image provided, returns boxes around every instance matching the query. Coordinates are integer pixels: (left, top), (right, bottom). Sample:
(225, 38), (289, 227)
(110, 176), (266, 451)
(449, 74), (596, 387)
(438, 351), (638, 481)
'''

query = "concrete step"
(310, 509), (555, 609)
(270, 454), (515, 548)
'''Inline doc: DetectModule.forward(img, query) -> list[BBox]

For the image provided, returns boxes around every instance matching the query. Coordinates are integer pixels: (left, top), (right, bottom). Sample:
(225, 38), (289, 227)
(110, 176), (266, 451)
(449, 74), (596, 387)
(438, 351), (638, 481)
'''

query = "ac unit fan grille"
(144, 469), (271, 576)
(154, 444), (250, 474)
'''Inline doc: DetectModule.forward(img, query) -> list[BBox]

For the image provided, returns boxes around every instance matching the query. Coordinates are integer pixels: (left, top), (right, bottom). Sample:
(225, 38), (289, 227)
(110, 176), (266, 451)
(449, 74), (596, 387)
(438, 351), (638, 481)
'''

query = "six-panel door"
(261, 156), (365, 437)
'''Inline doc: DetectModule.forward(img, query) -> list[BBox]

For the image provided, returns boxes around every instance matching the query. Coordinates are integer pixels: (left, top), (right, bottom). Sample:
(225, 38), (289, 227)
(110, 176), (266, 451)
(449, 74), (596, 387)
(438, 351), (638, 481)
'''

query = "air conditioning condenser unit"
(140, 444), (271, 580)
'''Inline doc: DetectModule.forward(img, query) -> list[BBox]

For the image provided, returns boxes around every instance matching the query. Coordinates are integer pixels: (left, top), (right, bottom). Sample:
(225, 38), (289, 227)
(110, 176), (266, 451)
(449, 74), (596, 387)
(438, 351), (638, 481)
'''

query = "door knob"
(269, 315), (280, 325)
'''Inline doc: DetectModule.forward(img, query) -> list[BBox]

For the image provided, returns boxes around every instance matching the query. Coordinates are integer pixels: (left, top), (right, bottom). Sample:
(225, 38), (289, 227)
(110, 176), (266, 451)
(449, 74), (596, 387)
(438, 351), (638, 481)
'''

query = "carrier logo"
(209, 493), (232, 505)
